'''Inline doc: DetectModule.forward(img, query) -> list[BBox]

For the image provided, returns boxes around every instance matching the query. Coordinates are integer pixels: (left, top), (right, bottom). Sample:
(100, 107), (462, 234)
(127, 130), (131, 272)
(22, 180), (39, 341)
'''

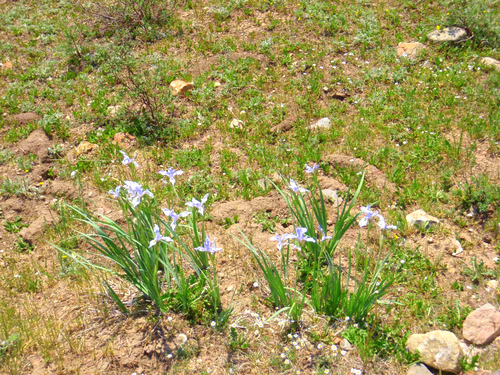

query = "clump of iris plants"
(56, 151), (230, 327)
(238, 163), (396, 329)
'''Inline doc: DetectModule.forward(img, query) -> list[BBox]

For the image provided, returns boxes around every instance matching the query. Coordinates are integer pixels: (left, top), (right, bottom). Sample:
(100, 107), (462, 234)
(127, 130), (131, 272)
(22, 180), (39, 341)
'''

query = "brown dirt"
(14, 129), (52, 161)
(325, 153), (397, 193)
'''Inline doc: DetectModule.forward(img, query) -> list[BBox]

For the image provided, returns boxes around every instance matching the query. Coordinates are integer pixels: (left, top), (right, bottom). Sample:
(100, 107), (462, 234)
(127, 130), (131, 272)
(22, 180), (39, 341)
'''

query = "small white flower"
(341, 350), (347, 356)
(210, 321), (216, 327)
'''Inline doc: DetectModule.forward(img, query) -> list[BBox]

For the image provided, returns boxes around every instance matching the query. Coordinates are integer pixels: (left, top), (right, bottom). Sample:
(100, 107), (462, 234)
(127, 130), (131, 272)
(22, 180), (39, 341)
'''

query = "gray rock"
(406, 209), (440, 228)
(463, 303), (500, 345)
(340, 338), (353, 350)
(321, 189), (342, 205)
(480, 57), (500, 71)
(407, 363), (433, 375)
(309, 117), (331, 130)
(427, 27), (468, 43)
(406, 330), (463, 373)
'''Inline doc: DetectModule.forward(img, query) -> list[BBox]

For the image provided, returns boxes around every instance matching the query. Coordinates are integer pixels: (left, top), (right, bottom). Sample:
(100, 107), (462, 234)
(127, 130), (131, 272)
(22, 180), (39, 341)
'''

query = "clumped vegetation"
(0, 0), (499, 373)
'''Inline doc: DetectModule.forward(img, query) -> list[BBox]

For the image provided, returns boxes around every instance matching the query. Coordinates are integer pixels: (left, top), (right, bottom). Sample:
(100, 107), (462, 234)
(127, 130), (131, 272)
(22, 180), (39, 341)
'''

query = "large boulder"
(463, 304), (500, 345)
(406, 330), (463, 373)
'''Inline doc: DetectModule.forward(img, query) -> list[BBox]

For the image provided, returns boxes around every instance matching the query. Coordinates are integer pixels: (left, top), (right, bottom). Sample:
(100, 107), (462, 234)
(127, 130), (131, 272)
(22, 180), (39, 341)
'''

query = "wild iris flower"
(159, 168), (184, 186)
(270, 233), (293, 251)
(123, 181), (154, 207)
(108, 185), (121, 198)
(289, 227), (316, 243)
(288, 179), (309, 193)
(359, 206), (397, 230)
(149, 224), (173, 248)
(119, 150), (139, 167)
(195, 235), (222, 253)
(162, 208), (191, 230)
(359, 206), (378, 227)
(318, 225), (332, 241)
(185, 194), (209, 215)
(305, 163), (319, 174)
(377, 216), (397, 230)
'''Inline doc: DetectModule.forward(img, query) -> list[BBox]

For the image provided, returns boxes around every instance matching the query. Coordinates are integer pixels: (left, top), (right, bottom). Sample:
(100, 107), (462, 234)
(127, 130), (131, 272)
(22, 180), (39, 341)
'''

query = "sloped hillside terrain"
(0, 0), (499, 374)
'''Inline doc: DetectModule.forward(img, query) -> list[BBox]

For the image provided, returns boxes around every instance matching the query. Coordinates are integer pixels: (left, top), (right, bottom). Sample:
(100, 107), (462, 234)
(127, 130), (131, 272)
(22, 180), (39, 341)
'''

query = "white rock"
(230, 118), (243, 129)
(427, 27), (468, 43)
(321, 189), (342, 205)
(480, 57), (500, 71)
(309, 117), (331, 130)
(407, 363), (433, 375)
(487, 279), (498, 291)
(406, 330), (463, 373)
(174, 333), (188, 346)
(406, 209), (440, 228)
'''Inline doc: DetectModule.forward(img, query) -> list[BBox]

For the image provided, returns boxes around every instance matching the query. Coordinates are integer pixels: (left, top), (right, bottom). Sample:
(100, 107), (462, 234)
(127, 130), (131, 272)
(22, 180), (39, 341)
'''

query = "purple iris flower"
(108, 185), (121, 199)
(377, 216), (397, 230)
(305, 163), (319, 174)
(159, 168), (184, 186)
(270, 233), (292, 251)
(195, 235), (222, 253)
(149, 224), (173, 248)
(123, 181), (154, 208)
(185, 194), (209, 215)
(359, 206), (378, 227)
(318, 225), (332, 242)
(288, 179), (309, 194)
(162, 208), (191, 230)
(359, 206), (397, 230)
(289, 227), (316, 243)
(119, 150), (139, 167)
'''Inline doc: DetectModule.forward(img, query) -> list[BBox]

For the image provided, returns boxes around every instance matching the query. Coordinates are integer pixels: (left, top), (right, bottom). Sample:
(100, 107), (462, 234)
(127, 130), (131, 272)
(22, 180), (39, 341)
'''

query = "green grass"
(0, 0), (499, 373)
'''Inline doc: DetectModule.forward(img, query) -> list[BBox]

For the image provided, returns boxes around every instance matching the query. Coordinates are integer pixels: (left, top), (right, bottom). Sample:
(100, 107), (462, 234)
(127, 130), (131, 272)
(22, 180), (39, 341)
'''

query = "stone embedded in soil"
(396, 42), (426, 59)
(112, 132), (137, 149)
(406, 330), (463, 373)
(74, 141), (97, 156)
(308, 117), (331, 130)
(480, 57), (500, 71)
(170, 79), (194, 96)
(16, 128), (51, 161)
(2, 61), (13, 69)
(19, 211), (57, 244)
(230, 118), (243, 129)
(463, 303), (500, 345)
(174, 333), (188, 346)
(407, 363), (433, 375)
(321, 189), (342, 205)
(406, 209), (440, 228)
(107, 105), (122, 116)
(486, 279), (498, 291)
(427, 27), (468, 43)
